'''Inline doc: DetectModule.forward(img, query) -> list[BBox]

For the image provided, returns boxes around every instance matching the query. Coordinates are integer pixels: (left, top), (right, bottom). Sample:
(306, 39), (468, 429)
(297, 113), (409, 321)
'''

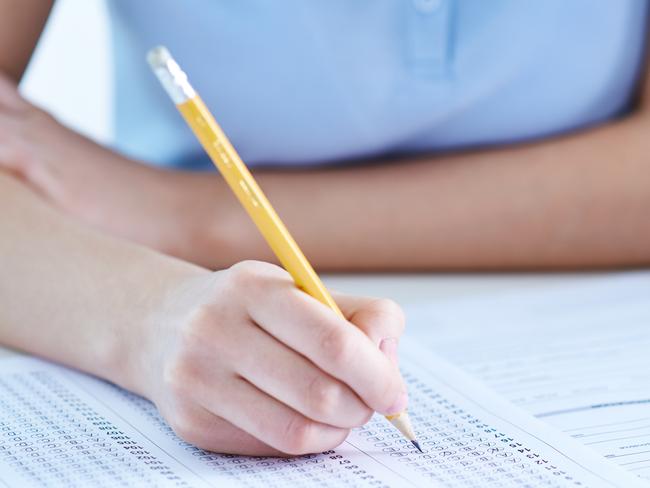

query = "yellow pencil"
(147, 46), (420, 452)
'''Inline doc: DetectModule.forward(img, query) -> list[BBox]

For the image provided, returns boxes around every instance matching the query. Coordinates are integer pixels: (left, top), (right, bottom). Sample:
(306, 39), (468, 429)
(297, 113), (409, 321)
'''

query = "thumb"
(332, 292), (405, 365)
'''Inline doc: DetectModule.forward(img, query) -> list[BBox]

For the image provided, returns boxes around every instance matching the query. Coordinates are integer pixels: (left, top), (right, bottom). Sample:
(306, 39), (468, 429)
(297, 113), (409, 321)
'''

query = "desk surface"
(0, 271), (602, 360)
(323, 272), (596, 305)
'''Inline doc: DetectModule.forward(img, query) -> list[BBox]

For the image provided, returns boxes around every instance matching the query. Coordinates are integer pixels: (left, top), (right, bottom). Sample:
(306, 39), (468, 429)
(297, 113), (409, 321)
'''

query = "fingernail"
(384, 391), (409, 415)
(380, 337), (399, 366)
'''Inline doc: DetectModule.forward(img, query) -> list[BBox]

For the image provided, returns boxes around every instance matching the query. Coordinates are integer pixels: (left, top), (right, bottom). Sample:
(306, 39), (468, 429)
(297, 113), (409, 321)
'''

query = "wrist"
(107, 254), (210, 399)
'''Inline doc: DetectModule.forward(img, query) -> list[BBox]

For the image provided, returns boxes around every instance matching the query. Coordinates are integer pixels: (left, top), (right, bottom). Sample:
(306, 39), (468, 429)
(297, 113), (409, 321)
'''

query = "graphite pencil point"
(412, 440), (423, 453)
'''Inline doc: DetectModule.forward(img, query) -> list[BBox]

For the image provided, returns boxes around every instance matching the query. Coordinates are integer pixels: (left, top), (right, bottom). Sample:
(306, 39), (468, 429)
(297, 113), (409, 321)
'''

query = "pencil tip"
(411, 440), (423, 453)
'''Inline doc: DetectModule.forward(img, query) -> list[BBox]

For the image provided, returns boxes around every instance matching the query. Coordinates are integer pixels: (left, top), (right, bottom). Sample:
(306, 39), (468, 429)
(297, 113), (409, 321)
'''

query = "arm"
(2, 0), (648, 270)
(0, 172), (204, 378)
(250, 105), (650, 270)
(0, 171), (407, 455)
(0, 14), (407, 452)
(0, 0), (53, 82)
(6, 79), (650, 272)
(135, 82), (650, 271)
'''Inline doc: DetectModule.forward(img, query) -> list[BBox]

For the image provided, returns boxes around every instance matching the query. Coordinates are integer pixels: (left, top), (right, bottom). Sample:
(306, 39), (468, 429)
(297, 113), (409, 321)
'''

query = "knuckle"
(226, 260), (282, 293)
(230, 261), (259, 281)
(319, 326), (354, 365)
(228, 260), (261, 288)
(228, 260), (291, 287)
(281, 415), (316, 455)
(307, 375), (372, 428)
(307, 375), (342, 421)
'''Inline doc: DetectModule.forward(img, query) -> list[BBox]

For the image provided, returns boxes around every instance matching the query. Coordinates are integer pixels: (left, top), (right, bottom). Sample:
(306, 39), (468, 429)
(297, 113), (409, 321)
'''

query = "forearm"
(211, 113), (650, 270)
(6, 70), (648, 271)
(0, 173), (206, 390)
(0, 0), (52, 81)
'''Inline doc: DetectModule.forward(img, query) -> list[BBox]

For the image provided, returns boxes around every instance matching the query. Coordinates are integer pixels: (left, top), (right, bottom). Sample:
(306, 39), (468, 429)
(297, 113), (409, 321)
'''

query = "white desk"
(0, 271), (602, 360)
(323, 272), (596, 305)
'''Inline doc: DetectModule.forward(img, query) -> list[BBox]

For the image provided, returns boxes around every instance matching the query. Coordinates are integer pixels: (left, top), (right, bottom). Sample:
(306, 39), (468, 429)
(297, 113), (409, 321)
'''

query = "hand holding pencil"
(147, 46), (419, 453)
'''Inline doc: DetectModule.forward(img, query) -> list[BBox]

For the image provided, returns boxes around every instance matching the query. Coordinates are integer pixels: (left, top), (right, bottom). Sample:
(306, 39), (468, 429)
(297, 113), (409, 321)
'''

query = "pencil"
(147, 46), (420, 453)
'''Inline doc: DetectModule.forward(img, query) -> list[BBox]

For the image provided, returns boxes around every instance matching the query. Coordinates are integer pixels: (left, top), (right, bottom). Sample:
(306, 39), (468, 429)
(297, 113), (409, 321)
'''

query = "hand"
(130, 260), (407, 456)
(0, 74), (237, 267)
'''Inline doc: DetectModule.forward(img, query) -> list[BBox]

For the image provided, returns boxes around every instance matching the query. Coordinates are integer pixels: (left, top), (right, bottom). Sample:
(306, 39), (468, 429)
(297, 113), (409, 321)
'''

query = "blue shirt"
(107, 1), (648, 170)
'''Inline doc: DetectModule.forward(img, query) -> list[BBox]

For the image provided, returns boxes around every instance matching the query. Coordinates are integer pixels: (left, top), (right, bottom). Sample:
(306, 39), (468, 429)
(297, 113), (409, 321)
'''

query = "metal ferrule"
(147, 46), (196, 104)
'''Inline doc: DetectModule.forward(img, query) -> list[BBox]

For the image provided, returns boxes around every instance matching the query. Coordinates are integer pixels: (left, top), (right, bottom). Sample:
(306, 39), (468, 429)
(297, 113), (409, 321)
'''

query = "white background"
(21, 0), (112, 144)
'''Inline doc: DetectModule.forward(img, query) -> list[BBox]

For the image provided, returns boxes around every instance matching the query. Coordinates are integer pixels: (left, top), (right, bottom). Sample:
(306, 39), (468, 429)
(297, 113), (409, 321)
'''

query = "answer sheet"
(406, 271), (650, 483)
(0, 341), (640, 488)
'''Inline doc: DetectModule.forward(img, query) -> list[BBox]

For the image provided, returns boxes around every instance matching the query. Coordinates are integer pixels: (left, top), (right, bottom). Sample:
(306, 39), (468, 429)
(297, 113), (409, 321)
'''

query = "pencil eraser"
(147, 46), (172, 70)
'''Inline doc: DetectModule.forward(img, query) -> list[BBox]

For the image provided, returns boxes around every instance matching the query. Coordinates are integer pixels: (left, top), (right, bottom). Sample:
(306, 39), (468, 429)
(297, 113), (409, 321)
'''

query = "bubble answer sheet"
(405, 271), (650, 485)
(0, 339), (642, 488)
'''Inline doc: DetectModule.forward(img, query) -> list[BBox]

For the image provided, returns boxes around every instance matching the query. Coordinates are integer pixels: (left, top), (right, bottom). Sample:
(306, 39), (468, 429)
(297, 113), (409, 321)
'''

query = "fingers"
(333, 293), (406, 345)
(165, 402), (285, 456)
(155, 263), (410, 456)
(334, 293), (405, 366)
(196, 375), (349, 456)
(0, 79), (54, 191)
(235, 263), (407, 416)
(226, 320), (372, 428)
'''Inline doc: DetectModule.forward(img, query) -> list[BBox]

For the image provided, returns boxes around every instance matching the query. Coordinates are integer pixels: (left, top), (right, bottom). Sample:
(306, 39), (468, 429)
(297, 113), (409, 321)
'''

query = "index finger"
(247, 283), (408, 416)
